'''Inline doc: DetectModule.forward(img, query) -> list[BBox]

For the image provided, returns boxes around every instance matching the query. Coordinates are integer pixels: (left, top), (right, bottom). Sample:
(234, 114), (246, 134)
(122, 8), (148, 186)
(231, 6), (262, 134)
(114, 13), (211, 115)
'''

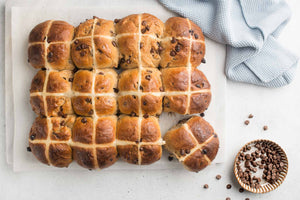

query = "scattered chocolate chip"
(226, 198), (231, 200)
(27, 146), (31, 152)
(194, 33), (199, 39)
(185, 149), (190, 154)
(159, 87), (163, 92)
(202, 149), (207, 154)
(216, 175), (221, 180)
(200, 113), (205, 117)
(171, 37), (176, 44)
(74, 40), (79, 44)
(145, 25), (150, 31)
(143, 101), (147, 106)
(145, 75), (151, 80)
(112, 41), (117, 47)
(196, 84), (202, 88)
(248, 114), (254, 118)
(139, 147), (144, 151)
(30, 135), (36, 140)
(141, 28), (146, 34)
(141, 20), (147, 26)
(113, 88), (119, 93)
(85, 98), (92, 103)
(245, 198), (250, 200)
(139, 85), (143, 91)
(175, 44), (181, 52)
(81, 118), (87, 123)
(203, 184), (209, 189)
(60, 120), (66, 126)
(201, 58), (206, 63)
(226, 184), (232, 189)
(170, 50), (176, 57)
(96, 22), (100, 26)
(68, 78), (73, 82)
(143, 113), (149, 118)
(130, 112), (136, 117)
(239, 188), (244, 193)
(135, 140), (139, 144)
(189, 29), (194, 35)
(114, 19), (120, 23)
(140, 43), (144, 49)
(168, 155), (174, 161)
(263, 126), (268, 131)
(126, 59), (131, 64)
(244, 120), (250, 125)
(47, 52), (53, 58)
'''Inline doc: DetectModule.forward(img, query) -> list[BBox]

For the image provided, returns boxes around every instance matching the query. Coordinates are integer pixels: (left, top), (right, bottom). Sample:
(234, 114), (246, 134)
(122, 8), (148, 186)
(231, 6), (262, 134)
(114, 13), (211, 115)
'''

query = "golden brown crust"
(117, 95), (139, 116)
(46, 71), (73, 93)
(29, 143), (49, 165)
(49, 143), (72, 167)
(28, 20), (74, 70)
(29, 117), (49, 140)
(95, 96), (117, 116)
(117, 35), (139, 69)
(140, 116), (161, 142)
(141, 95), (162, 115)
(164, 116), (219, 172)
(163, 95), (188, 115)
(118, 69), (139, 91)
(140, 145), (162, 165)
(71, 38), (93, 69)
(96, 147), (118, 168)
(72, 147), (95, 169)
(94, 69), (118, 93)
(115, 14), (139, 34)
(72, 117), (93, 144)
(30, 70), (46, 93)
(116, 116), (139, 142)
(50, 116), (75, 141)
(161, 67), (188, 92)
(164, 17), (191, 38)
(117, 145), (139, 164)
(72, 70), (93, 93)
(95, 116), (117, 144)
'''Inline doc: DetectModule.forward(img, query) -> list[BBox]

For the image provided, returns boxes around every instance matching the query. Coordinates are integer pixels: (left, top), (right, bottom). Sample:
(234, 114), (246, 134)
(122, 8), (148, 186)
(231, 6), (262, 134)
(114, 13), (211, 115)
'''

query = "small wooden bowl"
(233, 139), (288, 193)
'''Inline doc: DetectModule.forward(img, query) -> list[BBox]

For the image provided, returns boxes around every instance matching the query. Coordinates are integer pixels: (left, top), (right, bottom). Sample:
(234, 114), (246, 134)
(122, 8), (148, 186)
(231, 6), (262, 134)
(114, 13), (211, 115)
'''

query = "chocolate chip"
(27, 147), (31, 152)
(140, 43), (144, 49)
(196, 84), (201, 88)
(74, 40), (79, 44)
(239, 188), (244, 193)
(139, 147), (144, 151)
(68, 78), (73, 82)
(171, 37), (176, 44)
(113, 88), (119, 93)
(143, 113), (149, 118)
(185, 149), (190, 154)
(145, 25), (150, 31)
(203, 184), (209, 189)
(85, 98), (92, 104)
(263, 126), (268, 131)
(168, 155), (173, 161)
(244, 120), (250, 125)
(200, 113), (205, 117)
(194, 33), (199, 39)
(160, 87), (163, 92)
(96, 22), (100, 26)
(126, 59), (131, 64)
(30, 135), (36, 140)
(201, 58), (206, 63)
(60, 120), (66, 126)
(189, 29), (194, 35)
(132, 95), (136, 99)
(139, 86), (143, 91)
(226, 184), (232, 189)
(141, 20), (147, 26)
(216, 175), (221, 180)
(170, 50), (176, 57)
(248, 114), (254, 118)
(145, 75), (151, 80)
(81, 118), (87, 123)
(202, 149), (207, 154)
(112, 41), (117, 47)
(175, 44), (181, 52)
(245, 198), (250, 200)
(141, 28), (146, 34)
(88, 109), (93, 115)
(47, 52), (53, 58)
(226, 198), (231, 200)
(143, 101), (147, 106)
(130, 112), (136, 117)
(114, 19), (120, 23)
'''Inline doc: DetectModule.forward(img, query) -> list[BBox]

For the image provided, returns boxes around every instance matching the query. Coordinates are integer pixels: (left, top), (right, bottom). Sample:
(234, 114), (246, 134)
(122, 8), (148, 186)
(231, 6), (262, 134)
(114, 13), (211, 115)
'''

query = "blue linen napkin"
(159, 0), (299, 87)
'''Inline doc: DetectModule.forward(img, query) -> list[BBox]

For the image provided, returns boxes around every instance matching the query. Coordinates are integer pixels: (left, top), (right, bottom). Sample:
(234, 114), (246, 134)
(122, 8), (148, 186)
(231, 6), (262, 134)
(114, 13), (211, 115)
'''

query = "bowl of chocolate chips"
(234, 139), (288, 193)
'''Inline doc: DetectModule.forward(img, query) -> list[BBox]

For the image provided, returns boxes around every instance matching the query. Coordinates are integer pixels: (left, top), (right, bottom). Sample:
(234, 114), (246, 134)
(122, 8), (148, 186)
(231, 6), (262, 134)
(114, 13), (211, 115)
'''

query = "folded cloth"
(159, 0), (299, 87)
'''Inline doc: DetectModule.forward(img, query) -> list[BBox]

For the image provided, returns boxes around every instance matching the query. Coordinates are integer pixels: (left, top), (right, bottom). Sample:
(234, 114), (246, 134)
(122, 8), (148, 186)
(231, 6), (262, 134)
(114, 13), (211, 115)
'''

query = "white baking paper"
(8, 4), (226, 172)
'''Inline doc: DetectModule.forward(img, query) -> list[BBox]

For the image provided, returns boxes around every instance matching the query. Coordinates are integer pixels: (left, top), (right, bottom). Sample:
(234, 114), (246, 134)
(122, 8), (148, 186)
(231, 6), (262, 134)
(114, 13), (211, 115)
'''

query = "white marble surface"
(1, 0), (300, 200)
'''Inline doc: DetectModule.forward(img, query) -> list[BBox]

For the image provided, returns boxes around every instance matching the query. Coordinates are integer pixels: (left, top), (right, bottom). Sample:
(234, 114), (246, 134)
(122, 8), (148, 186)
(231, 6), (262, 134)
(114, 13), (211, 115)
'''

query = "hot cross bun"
(164, 116), (219, 172)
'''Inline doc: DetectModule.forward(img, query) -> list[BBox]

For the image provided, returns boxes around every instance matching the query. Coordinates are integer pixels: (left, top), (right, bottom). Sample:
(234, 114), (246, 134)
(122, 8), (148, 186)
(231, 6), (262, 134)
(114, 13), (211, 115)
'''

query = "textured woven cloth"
(159, 0), (299, 87)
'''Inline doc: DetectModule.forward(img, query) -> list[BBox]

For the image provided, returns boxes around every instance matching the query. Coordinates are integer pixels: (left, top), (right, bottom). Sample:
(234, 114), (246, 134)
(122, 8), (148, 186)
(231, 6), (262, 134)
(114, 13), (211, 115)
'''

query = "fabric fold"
(159, 0), (299, 87)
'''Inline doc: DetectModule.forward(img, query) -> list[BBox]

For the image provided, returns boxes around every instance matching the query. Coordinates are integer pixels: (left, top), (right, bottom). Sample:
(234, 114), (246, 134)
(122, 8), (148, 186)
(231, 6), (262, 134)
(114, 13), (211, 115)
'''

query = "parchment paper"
(8, 4), (226, 172)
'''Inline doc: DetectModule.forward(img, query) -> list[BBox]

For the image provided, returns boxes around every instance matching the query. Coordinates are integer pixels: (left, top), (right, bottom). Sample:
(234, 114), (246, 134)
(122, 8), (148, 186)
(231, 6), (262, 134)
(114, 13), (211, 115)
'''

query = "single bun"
(162, 67), (211, 114)
(160, 17), (205, 68)
(164, 116), (219, 172)
(72, 69), (118, 116)
(72, 116), (117, 169)
(118, 68), (163, 116)
(29, 116), (75, 167)
(71, 17), (119, 69)
(28, 20), (74, 70)
(115, 13), (164, 69)
(116, 115), (163, 165)
(30, 70), (74, 117)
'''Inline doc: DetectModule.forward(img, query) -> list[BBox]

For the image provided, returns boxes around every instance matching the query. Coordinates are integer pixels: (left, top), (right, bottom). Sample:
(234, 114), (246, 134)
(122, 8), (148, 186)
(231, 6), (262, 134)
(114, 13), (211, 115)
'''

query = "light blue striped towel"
(159, 0), (299, 87)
